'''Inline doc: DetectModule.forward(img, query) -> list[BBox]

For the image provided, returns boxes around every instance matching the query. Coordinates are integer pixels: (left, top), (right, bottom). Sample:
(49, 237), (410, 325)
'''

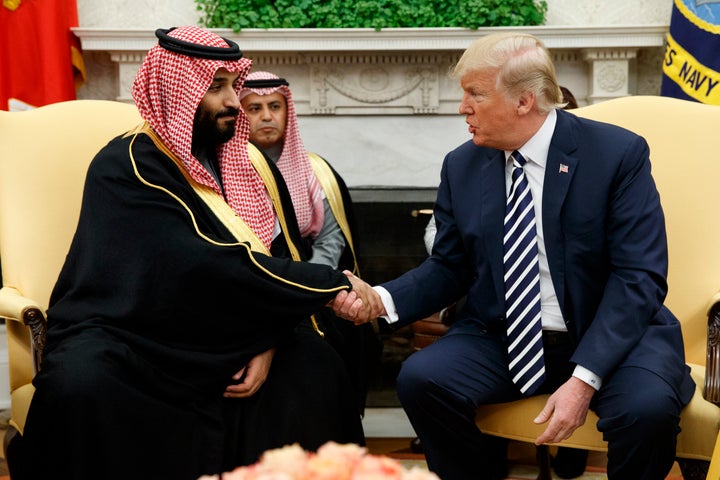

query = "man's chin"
(218, 125), (236, 143)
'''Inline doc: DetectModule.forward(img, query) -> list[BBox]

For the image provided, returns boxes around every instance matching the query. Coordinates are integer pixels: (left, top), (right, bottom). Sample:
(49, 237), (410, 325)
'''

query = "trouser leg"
(594, 366), (683, 480)
(396, 329), (516, 480)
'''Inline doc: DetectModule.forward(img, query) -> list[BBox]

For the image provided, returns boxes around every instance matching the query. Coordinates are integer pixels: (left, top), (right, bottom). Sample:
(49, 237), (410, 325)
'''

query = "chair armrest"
(705, 293), (720, 404)
(709, 292), (720, 317)
(0, 286), (47, 373)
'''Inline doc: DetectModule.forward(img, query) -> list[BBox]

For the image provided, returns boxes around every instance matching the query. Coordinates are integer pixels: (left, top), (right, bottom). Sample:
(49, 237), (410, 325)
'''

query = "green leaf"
(195, 0), (547, 30)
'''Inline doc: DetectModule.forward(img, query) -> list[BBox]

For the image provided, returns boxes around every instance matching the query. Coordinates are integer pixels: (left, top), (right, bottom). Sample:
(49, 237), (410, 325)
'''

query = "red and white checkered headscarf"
(240, 71), (324, 240)
(132, 26), (276, 248)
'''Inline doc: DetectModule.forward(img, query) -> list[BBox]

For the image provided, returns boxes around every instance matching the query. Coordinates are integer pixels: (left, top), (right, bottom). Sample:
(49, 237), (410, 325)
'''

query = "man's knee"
(598, 377), (681, 441)
(397, 352), (430, 403)
(397, 350), (478, 418)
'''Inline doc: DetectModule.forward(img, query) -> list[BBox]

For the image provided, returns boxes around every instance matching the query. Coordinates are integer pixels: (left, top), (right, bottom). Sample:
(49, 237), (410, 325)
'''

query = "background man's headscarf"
(131, 26), (276, 248)
(240, 71), (324, 240)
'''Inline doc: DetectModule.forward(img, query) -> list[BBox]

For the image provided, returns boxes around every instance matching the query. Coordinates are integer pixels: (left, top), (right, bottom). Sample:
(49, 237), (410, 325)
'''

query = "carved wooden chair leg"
(705, 304), (720, 403)
(535, 445), (553, 480)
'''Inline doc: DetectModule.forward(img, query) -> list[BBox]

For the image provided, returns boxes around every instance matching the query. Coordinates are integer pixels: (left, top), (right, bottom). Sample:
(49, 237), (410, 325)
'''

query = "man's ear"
(516, 91), (535, 115)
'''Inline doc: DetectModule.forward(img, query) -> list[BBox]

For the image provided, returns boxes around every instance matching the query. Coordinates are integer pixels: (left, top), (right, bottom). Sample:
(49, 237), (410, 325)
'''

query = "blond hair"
(452, 32), (565, 113)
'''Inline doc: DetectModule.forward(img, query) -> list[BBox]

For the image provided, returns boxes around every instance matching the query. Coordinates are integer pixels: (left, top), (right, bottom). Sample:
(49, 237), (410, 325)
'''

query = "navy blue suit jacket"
(383, 108), (694, 401)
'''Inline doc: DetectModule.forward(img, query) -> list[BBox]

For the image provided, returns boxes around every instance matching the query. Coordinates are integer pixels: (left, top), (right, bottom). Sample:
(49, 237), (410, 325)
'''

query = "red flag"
(0, 0), (86, 111)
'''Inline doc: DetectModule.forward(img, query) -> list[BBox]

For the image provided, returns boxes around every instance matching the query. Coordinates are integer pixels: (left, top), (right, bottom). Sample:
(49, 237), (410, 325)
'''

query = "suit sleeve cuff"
(573, 365), (602, 391)
(373, 286), (398, 324)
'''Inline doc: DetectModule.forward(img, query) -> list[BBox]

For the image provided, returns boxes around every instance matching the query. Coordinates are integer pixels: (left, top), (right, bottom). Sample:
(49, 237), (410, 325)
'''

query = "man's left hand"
(533, 376), (595, 444)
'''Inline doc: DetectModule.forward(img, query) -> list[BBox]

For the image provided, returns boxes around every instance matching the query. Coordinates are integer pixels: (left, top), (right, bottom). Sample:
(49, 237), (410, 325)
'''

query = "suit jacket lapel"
(482, 149), (508, 309)
(542, 109), (579, 326)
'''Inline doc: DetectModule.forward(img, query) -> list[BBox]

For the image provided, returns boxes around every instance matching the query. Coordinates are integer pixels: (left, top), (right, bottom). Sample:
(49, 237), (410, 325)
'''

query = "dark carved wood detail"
(22, 306), (47, 373)
(705, 302), (720, 404)
(677, 458), (710, 480)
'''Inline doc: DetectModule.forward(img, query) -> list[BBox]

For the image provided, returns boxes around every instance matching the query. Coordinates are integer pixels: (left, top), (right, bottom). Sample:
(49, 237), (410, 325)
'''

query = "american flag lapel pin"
(559, 163), (569, 174)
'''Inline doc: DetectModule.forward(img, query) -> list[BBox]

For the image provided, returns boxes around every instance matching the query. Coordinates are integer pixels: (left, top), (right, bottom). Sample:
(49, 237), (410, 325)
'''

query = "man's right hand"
(331, 270), (385, 324)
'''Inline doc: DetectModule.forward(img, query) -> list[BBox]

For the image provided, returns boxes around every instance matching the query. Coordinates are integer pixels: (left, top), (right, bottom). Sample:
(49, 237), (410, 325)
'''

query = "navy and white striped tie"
(503, 150), (545, 395)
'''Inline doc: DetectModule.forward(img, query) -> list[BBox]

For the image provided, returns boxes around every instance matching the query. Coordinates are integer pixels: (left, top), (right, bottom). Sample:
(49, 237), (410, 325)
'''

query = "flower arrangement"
(198, 441), (440, 480)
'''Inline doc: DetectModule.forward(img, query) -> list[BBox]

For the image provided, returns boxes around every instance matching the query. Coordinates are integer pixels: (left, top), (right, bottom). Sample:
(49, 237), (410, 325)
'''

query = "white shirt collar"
(505, 109), (557, 168)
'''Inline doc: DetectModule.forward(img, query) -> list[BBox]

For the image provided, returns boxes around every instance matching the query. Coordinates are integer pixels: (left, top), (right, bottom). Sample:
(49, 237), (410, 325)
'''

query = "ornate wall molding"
(75, 25), (668, 111)
(73, 26), (668, 188)
(109, 52), (145, 103)
(583, 48), (639, 102)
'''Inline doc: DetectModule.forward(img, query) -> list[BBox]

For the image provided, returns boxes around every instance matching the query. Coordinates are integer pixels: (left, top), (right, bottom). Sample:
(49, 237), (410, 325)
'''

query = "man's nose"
(458, 94), (472, 115)
(225, 89), (241, 109)
(458, 97), (473, 115)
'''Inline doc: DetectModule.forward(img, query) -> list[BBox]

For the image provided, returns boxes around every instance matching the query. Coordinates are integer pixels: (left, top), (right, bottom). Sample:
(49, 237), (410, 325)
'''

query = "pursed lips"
(257, 124), (278, 133)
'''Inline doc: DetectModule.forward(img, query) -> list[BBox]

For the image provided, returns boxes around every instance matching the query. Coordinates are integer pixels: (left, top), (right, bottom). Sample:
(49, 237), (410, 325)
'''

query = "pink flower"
(305, 454), (353, 480)
(198, 442), (440, 480)
(351, 454), (404, 479)
(259, 443), (308, 476)
(221, 465), (260, 480)
(316, 442), (367, 469)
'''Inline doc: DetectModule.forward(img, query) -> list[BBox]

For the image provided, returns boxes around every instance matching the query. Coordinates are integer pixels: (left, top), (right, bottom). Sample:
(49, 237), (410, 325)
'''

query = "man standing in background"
(241, 71), (381, 416)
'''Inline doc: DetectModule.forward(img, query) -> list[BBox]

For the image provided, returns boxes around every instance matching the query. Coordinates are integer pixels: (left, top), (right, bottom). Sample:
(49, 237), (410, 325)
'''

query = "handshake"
(330, 270), (387, 324)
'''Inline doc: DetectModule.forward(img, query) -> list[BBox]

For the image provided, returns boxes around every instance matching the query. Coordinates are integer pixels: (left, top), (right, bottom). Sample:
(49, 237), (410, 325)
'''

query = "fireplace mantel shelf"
(74, 25), (667, 52)
(75, 25), (668, 188)
(74, 24), (667, 109)
(74, 25), (668, 188)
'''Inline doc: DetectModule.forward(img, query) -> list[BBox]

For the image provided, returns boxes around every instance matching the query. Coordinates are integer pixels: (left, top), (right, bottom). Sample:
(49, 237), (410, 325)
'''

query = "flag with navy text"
(0, 0), (85, 111)
(661, 0), (720, 104)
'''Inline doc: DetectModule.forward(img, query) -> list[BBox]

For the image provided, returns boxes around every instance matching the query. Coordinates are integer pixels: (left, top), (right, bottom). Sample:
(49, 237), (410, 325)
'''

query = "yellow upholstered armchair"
(0, 100), (142, 475)
(470, 95), (720, 480)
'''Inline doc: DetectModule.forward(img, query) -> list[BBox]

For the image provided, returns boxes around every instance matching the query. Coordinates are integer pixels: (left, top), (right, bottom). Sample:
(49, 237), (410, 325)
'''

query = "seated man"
(333, 32), (695, 480)
(20, 26), (368, 480)
(421, 84), (588, 479)
(240, 71), (381, 415)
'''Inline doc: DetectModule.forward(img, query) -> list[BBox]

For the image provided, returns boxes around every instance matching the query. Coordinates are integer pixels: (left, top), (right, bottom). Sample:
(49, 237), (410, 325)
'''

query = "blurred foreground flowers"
(198, 441), (440, 480)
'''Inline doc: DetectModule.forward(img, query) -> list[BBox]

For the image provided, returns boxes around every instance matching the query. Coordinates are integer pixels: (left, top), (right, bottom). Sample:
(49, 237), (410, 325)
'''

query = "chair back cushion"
(0, 100), (141, 433)
(573, 95), (720, 365)
(0, 100), (142, 313)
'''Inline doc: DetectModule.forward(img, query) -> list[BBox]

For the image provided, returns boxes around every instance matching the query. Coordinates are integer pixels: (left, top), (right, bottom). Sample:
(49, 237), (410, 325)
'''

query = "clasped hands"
(331, 270), (386, 324)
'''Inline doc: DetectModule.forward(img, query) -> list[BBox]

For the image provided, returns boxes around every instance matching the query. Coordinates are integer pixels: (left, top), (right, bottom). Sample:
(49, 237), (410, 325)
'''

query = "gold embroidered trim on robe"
(247, 144), (327, 337)
(307, 152), (360, 276)
(126, 124), (341, 331)
(247, 143), (303, 262)
(131, 122), (269, 254)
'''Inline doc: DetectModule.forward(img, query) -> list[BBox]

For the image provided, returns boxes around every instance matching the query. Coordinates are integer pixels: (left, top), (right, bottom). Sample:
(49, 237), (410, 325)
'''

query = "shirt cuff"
(373, 286), (399, 324)
(573, 365), (602, 391)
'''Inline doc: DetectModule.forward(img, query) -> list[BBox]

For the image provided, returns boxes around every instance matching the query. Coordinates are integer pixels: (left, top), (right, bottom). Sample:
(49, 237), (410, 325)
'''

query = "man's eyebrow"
(212, 73), (240, 83)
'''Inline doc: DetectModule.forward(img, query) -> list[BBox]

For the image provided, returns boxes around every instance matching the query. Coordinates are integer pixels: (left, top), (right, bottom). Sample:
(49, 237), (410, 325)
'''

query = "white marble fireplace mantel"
(73, 25), (668, 188)
(74, 25), (667, 106)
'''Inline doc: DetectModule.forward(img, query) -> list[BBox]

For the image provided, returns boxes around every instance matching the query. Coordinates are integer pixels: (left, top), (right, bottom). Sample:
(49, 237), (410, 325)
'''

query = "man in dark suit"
(333, 32), (695, 480)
